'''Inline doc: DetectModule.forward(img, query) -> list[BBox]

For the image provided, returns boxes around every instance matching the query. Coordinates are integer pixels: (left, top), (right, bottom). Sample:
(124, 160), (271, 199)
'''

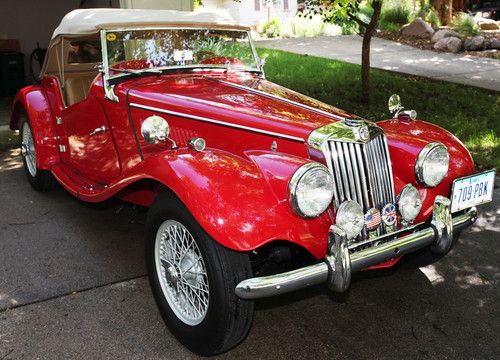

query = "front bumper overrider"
(235, 196), (478, 299)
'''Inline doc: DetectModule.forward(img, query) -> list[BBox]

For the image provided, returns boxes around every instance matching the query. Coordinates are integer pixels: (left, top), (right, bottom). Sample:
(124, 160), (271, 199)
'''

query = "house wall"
(0, 0), (120, 83)
(0, 0), (193, 84)
(202, 0), (297, 27)
(119, 0), (193, 11)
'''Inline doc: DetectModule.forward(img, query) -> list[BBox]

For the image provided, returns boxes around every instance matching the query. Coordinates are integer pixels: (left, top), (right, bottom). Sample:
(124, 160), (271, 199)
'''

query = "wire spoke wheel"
(154, 220), (209, 326)
(21, 121), (37, 177)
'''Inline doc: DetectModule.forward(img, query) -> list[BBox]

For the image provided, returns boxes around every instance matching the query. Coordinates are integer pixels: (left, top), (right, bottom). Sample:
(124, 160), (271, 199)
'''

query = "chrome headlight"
(397, 184), (422, 223)
(415, 142), (449, 187)
(289, 163), (334, 218)
(336, 201), (364, 239)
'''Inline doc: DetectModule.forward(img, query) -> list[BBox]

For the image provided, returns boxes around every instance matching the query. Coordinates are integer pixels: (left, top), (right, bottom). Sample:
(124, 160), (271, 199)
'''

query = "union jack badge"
(364, 208), (381, 231)
(381, 203), (397, 226)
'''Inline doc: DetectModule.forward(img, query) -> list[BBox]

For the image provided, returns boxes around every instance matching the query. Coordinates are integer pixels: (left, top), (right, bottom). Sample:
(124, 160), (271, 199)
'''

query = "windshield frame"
(100, 26), (263, 96)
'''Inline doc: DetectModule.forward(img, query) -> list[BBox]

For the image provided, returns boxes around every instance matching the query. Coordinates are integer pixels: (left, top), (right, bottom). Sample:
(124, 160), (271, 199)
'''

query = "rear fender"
(11, 86), (60, 169)
(130, 148), (331, 259)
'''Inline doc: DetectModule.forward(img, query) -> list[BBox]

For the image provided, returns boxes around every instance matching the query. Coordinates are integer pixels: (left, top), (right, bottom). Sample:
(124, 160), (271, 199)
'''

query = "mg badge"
(364, 208), (381, 231)
(381, 203), (397, 226)
(359, 126), (370, 141)
(353, 125), (370, 142)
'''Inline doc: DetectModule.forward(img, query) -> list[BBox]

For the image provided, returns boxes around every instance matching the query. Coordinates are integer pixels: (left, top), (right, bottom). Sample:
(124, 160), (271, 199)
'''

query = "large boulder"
(464, 36), (486, 51)
(490, 39), (500, 50)
(401, 18), (435, 39)
(431, 29), (462, 43)
(434, 37), (463, 53)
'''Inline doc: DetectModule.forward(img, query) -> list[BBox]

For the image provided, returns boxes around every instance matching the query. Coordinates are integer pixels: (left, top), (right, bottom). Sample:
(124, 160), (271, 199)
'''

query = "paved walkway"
(257, 35), (500, 92)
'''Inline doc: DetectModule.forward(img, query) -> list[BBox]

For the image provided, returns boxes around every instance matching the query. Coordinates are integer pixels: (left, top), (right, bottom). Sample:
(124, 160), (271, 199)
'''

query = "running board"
(51, 164), (108, 199)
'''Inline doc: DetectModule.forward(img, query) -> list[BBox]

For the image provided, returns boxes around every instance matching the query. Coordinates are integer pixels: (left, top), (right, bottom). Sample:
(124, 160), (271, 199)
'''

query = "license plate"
(451, 170), (495, 213)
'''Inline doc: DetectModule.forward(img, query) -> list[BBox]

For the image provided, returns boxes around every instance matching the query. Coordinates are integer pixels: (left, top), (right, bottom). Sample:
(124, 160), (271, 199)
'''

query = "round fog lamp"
(398, 184), (422, 223)
(336, 201), (364, 239)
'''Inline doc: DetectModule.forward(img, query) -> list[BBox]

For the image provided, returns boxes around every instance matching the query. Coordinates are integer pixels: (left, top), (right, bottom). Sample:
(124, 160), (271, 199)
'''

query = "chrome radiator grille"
(326, 135), (395, 235)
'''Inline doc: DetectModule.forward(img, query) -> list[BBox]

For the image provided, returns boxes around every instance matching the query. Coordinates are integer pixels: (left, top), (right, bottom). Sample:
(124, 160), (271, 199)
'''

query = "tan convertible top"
(52, 8), (247, 38)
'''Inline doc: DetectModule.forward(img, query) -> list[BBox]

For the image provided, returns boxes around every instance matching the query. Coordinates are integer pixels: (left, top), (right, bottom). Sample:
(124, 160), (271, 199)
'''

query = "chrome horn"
(388, 94), (417, 121)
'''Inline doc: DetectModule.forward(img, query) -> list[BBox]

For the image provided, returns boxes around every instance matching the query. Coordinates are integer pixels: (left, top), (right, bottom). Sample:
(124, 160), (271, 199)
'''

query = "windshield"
(104, 28), (260, 74)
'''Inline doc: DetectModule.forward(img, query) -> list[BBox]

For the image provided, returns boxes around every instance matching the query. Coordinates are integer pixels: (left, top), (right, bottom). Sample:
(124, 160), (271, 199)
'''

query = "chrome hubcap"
(154, 220), (209, 326)
(21, 122), (37, 177)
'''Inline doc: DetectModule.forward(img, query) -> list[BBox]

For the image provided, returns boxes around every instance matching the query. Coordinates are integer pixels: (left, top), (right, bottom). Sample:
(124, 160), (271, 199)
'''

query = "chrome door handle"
(90, 126), (107, 136)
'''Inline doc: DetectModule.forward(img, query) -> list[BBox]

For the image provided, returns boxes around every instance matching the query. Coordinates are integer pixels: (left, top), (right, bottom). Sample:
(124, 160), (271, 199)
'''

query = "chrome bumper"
(235, 196), (478, 300)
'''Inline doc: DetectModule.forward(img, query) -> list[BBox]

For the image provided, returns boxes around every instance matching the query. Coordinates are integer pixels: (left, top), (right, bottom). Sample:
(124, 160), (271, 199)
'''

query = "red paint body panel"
(12, 71), (477, 264)
(11, 86), (60, 169)
(61, 94), (121, 182)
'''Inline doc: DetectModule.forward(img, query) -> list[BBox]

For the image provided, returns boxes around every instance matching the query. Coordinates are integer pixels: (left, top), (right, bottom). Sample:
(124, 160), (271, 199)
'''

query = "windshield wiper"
(107, 64), (262, 86)
(107, 68), (162, 85)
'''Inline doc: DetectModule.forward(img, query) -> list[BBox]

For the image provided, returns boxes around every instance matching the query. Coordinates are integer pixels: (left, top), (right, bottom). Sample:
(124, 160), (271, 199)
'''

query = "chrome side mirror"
(141, 115), (170, 143)
(388, 94), (402, 114)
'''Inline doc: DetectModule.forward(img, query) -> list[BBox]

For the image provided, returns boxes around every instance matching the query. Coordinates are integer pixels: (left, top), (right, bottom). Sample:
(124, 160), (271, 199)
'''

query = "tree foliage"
(299, 0), (383, 103)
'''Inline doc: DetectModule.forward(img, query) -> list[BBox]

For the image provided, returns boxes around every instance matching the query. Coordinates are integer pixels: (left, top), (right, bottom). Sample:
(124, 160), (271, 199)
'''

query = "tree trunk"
(431, 0), (453, 25)
(361, 0), (382, 104)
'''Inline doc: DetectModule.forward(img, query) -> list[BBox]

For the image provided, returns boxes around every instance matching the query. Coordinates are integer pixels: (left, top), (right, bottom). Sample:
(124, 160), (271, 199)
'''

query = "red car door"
(60, 94), (121, 182)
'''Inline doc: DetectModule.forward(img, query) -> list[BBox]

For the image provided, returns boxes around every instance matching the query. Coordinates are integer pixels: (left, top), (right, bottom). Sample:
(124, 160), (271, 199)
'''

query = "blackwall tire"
(19, 112), (55, 192)
(145, 191), (254, 356)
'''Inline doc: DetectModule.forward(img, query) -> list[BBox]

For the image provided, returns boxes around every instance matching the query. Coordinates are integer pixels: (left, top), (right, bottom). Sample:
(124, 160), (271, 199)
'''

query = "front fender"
(11, 86), (60, 169)
(127, 148), (331, 259)
(379, 119), (475, 223)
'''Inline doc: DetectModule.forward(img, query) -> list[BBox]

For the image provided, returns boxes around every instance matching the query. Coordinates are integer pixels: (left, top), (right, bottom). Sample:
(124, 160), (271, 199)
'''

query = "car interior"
(42, 35), (102, 106)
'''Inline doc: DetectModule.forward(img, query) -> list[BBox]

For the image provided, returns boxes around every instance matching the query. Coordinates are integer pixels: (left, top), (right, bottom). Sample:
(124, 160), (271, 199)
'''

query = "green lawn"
(258, 48), (500, 172)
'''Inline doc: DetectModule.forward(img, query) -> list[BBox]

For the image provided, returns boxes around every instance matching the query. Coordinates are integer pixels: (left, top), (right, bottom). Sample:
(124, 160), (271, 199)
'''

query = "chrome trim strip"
(129, 103), (305, 142)
(235, 262), (329, 299)
(206, 77), (348, 122)
(382, 135), (396, 201)
(348, 221), (424, 250)
(355, 144), (370, 209)
(308, 121), (384, 150)
(349, 143), (363, 207)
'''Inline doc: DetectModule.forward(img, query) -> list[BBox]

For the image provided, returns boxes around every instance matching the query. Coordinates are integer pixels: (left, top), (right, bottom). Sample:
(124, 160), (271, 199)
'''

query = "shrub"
(290, 14), (325, 37)
(380, 6), (411, 26)
(425, 8), (441, 28)
(379, 5), (411, 32)
(453, 12), (480, 36)
(262, 18), (281, 38)
(380, 21), (402, 32)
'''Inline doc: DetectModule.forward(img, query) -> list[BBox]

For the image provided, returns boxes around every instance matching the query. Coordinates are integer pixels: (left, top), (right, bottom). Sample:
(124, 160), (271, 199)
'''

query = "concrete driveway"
(257, 36), (500, 92)
(0, 148), (499, 359)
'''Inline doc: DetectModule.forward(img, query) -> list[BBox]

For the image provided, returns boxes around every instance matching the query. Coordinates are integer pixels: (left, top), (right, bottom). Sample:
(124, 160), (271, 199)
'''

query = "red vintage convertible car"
(11, 9), (494, 355)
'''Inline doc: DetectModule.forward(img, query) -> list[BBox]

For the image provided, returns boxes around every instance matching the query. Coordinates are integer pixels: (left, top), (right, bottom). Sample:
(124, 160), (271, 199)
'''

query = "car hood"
(126, 73), (357, 142)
